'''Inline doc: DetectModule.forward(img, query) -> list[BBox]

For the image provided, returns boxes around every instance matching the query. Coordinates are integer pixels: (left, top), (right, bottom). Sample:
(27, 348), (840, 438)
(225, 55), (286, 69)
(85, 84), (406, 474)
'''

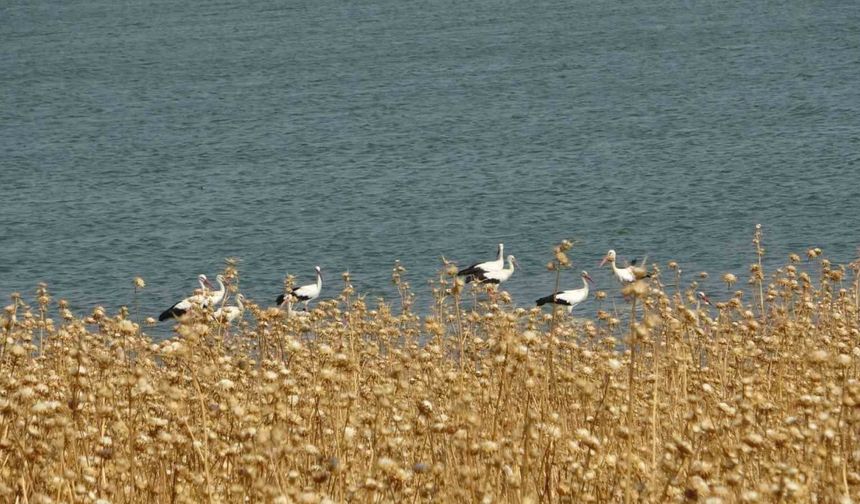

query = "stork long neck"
(582, 276), (590, 294)
(236, 296), (244, 311)
(497, 245), (504, 262)
(210, 278), (226, 304)
(315, 271), (322, 290)
(610, 259), (624, 278)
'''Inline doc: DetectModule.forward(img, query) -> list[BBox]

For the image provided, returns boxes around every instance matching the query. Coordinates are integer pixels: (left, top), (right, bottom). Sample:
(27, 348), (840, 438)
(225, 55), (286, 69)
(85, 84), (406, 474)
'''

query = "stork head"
(315, 266), (322, 277)
(581, 270), (594, 284)
(697, 291), (712, 306)
(198, 274), (215, 289)
(599, 250), (616, 267)
(507, 255), (519, 269)
(498, 243), (504, 256)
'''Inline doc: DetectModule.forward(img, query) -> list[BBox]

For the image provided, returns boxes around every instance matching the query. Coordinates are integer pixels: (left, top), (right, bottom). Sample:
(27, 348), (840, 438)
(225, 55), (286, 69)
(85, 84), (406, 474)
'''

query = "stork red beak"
(599, 256), (609, 268)
(699, 294), (712, 306)
(585, 274), (594, 284)
(204, 278), (215, 289)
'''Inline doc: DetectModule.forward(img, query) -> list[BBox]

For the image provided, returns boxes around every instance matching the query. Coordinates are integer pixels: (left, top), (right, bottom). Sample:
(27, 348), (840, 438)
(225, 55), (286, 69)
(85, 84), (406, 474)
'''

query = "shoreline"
(2, 238), (859, 502)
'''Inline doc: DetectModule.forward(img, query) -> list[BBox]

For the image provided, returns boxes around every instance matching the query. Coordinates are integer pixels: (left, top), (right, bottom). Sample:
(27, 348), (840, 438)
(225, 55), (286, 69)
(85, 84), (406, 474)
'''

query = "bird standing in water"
(457, 243), (505, 283)
(276, 266), (322, 311)
(536, 271), (594, 314)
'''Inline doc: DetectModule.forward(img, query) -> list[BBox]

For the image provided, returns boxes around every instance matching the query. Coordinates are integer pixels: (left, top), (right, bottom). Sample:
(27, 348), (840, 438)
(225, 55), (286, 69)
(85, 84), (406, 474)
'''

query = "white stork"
(276, 266), (322, 311)
(213, 293), (245, 324)
(536, 271), (594, 313)
(206, 275), (227, 308)
(600, 249), (649, 283)
(471, 255), (518, 285)
(158, 274), (216, 321)
(689, 291), (714, 327)
(281, 296), (309, 318)
(195, 274), (211, 291)
(457, 243), (504, 282)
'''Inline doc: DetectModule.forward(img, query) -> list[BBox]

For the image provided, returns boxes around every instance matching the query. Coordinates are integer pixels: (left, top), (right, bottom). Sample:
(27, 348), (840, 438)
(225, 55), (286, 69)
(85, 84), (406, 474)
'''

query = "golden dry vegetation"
(2, 233), (860, 503)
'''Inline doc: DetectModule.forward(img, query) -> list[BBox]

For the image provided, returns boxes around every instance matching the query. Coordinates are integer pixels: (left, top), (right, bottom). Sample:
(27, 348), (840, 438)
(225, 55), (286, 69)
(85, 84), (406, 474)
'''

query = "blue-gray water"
(2, 0), (859, 333)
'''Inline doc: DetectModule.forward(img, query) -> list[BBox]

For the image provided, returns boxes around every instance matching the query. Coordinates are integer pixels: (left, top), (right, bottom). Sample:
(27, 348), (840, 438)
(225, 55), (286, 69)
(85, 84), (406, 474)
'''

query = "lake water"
(2, 0), (859, 334)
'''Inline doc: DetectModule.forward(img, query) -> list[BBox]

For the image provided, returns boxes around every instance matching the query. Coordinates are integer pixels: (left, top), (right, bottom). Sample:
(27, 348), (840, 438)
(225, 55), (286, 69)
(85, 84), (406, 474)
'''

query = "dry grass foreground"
(2, 235), (860, 503)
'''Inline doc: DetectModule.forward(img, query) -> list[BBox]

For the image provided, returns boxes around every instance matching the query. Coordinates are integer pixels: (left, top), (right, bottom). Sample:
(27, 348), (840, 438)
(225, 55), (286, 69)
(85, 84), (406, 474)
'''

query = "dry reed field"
(2, 229), (860, 503)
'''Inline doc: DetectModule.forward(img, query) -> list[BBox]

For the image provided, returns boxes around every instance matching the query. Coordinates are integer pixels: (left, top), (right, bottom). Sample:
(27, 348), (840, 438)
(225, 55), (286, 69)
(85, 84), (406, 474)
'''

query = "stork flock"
(158, 268), (322, 324)
(457, 244), (651, 314)
(158, 244), (659, 325)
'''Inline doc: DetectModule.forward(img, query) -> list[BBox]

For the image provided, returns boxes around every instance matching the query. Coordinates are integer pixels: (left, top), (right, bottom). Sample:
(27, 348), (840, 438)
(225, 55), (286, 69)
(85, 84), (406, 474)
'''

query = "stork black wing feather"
(158, 304), (186, 322)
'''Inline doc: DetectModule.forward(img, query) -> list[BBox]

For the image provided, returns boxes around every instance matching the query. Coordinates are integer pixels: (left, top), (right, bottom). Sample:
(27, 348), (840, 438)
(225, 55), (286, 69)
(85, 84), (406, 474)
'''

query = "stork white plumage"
(213, 294), (245, 324)
(689, 291), (714, 326)
(472, 255), (518, 285)
(276, 266), (322, 311)
(281, 296), (309, 318)
(158, 274), (216, 321)
(536, 271), (594, 313)
(196, 274), (210, 291)
(206, 275), (227, 308)
(457, 243), (505, 282)
(600, 249), (648, 283)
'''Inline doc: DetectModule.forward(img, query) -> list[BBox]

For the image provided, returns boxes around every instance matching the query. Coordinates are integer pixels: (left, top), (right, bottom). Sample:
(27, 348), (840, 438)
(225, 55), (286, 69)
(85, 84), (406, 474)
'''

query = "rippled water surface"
(2, 0), (859, 331)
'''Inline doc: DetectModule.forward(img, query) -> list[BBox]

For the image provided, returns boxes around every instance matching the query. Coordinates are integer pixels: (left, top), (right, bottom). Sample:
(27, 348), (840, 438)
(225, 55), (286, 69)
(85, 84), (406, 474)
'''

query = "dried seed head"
(622, 280), (649, 299)
(808, 350), (828, 363)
